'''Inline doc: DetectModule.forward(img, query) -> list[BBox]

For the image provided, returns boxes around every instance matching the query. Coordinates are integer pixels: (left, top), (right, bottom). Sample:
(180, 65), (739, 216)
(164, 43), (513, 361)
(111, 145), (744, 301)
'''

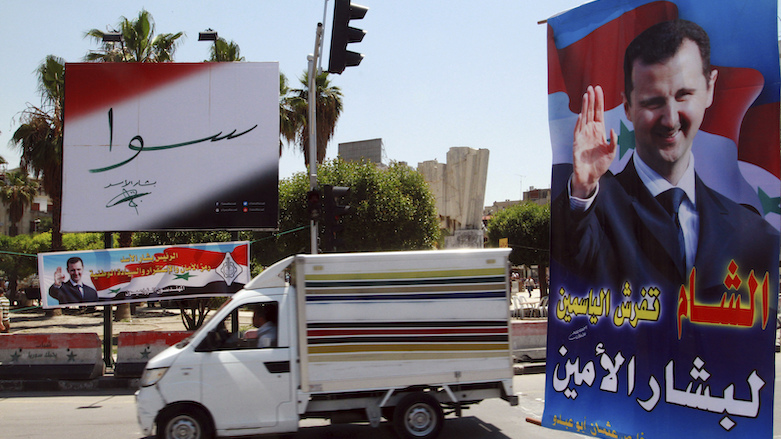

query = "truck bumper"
(136, 386), (166, 436)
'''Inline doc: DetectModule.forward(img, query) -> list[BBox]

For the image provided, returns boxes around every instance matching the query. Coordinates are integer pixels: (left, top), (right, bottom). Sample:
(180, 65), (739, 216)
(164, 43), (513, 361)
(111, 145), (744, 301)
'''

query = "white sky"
(5, 0), (770, 208)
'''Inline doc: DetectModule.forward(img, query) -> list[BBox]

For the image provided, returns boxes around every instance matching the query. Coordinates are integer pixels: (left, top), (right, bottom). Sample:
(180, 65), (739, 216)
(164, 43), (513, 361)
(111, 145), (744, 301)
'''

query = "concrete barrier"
(0, 333), (104, 380)
(511, 319), (547, 361)
(115, 331), (192, 378)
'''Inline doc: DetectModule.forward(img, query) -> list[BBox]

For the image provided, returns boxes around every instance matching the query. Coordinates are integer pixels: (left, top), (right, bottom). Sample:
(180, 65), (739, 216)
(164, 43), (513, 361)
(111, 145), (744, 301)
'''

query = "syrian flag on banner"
(90, 245), (249, 300)
(548, 0), (780, 229)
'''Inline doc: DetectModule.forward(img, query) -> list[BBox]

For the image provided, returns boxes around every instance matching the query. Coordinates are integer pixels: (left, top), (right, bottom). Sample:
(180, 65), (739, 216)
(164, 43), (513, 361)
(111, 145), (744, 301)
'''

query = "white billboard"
(61, 62), (279, 231)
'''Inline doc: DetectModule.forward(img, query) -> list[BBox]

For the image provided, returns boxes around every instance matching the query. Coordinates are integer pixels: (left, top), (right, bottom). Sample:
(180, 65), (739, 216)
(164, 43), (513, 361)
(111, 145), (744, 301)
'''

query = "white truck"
(136, 249), (517, 439)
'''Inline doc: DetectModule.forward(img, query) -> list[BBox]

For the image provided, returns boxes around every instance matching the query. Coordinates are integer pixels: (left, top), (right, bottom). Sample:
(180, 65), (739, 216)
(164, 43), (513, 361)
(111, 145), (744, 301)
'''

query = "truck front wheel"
(392, 393), (444, 439)
(157, 405), (214, 439)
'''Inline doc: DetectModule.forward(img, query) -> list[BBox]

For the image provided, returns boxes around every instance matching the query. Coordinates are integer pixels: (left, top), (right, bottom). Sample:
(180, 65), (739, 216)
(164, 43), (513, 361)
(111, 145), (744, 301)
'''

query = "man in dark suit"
(48, 257), (99, 304)
(553, 19), (779, 297)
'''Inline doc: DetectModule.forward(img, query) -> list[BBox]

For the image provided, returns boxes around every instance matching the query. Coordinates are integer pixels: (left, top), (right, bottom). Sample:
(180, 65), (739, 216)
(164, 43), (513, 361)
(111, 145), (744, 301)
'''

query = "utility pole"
(308, 22), (324, 254)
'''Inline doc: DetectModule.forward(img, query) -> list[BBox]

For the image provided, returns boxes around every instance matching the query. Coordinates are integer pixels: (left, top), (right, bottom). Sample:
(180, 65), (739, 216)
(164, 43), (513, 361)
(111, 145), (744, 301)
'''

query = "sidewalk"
(7, 304), (188, 335)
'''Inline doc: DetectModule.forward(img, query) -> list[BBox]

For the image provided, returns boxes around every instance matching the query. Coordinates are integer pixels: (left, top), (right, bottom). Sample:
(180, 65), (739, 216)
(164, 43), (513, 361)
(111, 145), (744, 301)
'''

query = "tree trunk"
(113, 231), (134, 321)
(114, 303), (131, 321)
(51, 177), (63, 251)
(537, 263), (549, 298)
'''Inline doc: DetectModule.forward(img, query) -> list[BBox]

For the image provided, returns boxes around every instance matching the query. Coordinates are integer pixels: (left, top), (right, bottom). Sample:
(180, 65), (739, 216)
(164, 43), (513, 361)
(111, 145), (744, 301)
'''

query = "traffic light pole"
(308, 22), (324, 254)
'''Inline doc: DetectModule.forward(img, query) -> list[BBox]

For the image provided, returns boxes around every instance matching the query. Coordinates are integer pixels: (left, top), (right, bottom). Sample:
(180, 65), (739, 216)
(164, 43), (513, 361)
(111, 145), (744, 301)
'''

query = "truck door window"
(206, 302), (279, 350)
(244, 302), (279, 348)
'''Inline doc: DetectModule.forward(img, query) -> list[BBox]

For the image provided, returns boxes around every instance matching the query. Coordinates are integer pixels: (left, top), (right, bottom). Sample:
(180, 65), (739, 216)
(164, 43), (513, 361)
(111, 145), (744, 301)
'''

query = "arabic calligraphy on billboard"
(61, 62), (279, 231)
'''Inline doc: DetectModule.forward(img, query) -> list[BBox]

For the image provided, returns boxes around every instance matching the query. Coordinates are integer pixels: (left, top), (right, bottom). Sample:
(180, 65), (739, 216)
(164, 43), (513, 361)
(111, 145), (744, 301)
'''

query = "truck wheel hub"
(407, 405), (434, 434)
(169, 416), (200, 439)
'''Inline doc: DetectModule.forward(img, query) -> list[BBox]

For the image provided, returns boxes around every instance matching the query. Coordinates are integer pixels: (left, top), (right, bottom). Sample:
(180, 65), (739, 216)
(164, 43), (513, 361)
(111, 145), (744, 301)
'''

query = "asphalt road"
(3, 358), (781, 439)
(1, 374), (588, 439)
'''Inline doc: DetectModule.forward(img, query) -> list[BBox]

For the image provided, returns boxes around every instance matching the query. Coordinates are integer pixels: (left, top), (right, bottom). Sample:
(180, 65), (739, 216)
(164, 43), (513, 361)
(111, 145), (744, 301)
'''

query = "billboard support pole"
(102, 232), (113, 368)
(309, 22), (324, 254)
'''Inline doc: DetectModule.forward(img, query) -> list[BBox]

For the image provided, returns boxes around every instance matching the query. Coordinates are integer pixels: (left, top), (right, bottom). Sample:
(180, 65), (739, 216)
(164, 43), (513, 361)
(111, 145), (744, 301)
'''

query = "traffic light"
(327, 0), (368, 74)
(307, 189), (322, 221)
(322, 185), (351, 251)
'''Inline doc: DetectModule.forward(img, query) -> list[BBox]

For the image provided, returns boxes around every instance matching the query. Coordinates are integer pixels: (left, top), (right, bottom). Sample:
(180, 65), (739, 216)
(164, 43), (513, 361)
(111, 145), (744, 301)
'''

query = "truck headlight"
(140, 367), (169, 387)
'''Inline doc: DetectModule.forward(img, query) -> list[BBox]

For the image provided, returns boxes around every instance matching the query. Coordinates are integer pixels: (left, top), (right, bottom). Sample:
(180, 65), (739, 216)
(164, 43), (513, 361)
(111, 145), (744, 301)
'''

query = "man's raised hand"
(571, 85), (617, 198)
(53, 267), (65, 287)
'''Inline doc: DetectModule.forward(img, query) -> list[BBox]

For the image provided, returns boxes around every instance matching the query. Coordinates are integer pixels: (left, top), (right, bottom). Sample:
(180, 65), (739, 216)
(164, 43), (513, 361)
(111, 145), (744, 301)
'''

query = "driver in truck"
(245, 303), (278, 347)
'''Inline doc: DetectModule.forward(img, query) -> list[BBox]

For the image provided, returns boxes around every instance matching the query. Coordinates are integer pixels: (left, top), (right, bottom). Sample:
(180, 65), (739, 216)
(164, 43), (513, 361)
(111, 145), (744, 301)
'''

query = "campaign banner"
(61, 62), (279, 232)
(39, 241), (250, 308)
(546, 0), (779, 437)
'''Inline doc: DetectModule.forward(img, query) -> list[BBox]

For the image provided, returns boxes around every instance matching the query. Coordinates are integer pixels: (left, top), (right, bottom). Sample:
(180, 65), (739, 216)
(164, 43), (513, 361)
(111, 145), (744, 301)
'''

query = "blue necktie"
(656, 188), (686, 270)
(78, 284), (84, 299)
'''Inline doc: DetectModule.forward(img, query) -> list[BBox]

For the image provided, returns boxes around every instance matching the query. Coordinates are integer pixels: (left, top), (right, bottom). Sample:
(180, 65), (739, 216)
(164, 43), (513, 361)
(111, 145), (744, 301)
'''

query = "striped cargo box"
(297, 249), (513, 393)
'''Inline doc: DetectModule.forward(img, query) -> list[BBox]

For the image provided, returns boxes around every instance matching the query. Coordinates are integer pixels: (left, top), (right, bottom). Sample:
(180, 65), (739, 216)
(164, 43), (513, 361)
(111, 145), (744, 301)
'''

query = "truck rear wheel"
(392, 393), (444, 439)
(157, 406), (214, 439)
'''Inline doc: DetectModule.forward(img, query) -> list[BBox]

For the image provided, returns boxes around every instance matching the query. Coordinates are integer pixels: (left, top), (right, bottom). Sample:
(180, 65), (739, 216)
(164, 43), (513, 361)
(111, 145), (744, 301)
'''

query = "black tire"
(382, 406), (395, 421)
(392, 393), (444, 439)
(157, 406), (214, 439)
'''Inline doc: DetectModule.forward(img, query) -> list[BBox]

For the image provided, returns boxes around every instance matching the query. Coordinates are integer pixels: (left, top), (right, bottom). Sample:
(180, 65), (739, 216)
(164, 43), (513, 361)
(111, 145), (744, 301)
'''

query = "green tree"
(0, 232), (104, 304)
(487, 202), (551, 296)
(279, 73), (300, 156)
(11, 55), (65, 250)
(282, 71), (343, 166)
(207, 37), (245, 62)
(84, 9), (183, 63)
(257, 159), (440, 264)
(0, 170), (39, 236)
(0, 233), (51, 303)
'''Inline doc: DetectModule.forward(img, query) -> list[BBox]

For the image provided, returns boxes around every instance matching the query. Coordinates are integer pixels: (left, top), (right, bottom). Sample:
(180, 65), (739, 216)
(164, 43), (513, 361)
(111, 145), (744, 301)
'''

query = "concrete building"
(417, 147), (489, 248)
(484, 187), (552, 217)
(523, 187), (551, 206)
(0, 171), (53, 236)
(338, 138), (384, 165)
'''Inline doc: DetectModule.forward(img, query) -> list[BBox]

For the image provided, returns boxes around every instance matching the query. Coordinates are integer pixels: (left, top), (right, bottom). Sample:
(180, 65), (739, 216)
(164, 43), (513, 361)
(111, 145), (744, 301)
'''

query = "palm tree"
(279, 73), (302, 157)
(11, 55), (65, 250)
(84, 10), (183, 321)
(83, 9), (185, 250)
(84, 9), (184, 63)
(0, 170), (39, 236)
(282, 71), (343, 165)
(207, 38), (245, 62)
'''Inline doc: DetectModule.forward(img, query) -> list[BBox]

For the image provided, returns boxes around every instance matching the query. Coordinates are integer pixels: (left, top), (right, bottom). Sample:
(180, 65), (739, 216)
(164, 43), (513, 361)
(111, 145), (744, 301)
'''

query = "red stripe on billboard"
(547, 25), (566, 96)
(701, 66), (764, 148)
(91, 245), (249, 291)
(65, 63), (212, 120)
(737, 103), (781, 178)
(553, 1), (679, 114)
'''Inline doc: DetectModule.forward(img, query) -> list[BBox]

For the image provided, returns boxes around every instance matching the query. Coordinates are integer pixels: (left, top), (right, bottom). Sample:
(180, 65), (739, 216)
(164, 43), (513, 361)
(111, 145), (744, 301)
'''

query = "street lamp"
(198, 29), (218, 41)
(199, 29), (219, 62)
(101, 30), (125, 61)
(102, 31), (122, 43)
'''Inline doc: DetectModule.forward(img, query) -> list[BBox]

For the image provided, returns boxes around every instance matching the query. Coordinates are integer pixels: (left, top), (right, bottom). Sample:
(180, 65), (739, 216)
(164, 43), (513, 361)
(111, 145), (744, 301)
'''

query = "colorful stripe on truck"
(304, 267), (509, 362)
(306, 320), (509, 362)
(305, 267), (505, 301)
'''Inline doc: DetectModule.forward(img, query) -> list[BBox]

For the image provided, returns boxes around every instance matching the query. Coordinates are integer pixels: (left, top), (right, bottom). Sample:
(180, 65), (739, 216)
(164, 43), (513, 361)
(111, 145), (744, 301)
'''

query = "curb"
(0, 374), (139, 392)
